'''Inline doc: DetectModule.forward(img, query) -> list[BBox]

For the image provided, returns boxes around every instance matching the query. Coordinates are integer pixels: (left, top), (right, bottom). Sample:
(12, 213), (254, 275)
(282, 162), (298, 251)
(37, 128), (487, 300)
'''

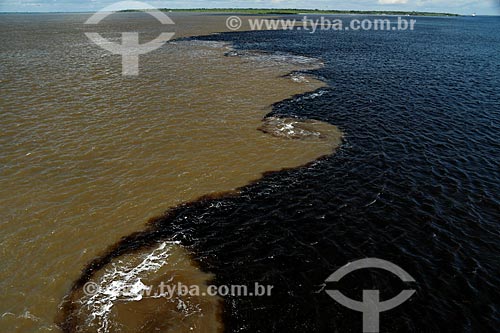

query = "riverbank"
(122, 8), (461, 17)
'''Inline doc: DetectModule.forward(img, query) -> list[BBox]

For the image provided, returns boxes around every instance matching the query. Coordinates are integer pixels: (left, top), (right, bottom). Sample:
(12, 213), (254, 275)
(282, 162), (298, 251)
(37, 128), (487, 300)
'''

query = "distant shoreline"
(0, 8), (461, 17)
(121, 8), (461, 17)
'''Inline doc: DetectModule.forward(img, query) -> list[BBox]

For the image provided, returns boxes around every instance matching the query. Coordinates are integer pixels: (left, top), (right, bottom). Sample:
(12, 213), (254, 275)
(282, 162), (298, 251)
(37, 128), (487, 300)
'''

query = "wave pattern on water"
(80, 242), (178, 332)
(1, 13), (344, 332)
(2, 14), (497, 332)
(60, 16), (500, 332)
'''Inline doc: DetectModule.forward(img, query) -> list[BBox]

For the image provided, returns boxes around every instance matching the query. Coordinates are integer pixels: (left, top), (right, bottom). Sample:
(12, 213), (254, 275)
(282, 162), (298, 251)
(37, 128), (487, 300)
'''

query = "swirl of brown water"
(1, 13), (341, 332)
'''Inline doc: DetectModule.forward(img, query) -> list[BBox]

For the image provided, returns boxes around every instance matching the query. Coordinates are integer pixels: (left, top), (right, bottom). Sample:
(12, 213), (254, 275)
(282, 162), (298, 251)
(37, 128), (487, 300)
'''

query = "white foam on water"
(260, 117), (323, 139)
(301, 90), (327, 100)
(79, 241), (181, 333)
(221, 48), (322, 68)
(183, 40), (232, 49)
(290, 73), (310, 83)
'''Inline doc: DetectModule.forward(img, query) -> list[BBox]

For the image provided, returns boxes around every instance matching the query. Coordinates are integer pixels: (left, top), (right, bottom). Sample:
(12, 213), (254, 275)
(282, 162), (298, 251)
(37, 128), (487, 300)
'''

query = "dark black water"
(63, 16), (499, 332)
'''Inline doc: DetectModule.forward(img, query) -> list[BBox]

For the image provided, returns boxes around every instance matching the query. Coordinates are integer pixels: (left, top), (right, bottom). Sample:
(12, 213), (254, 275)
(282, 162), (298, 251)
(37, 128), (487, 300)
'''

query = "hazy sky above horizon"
(0, 0), (499, 15)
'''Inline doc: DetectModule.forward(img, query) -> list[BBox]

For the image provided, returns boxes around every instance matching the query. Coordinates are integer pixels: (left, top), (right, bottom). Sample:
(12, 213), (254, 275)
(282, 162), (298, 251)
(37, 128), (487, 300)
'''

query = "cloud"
(378, 0), (408, 4)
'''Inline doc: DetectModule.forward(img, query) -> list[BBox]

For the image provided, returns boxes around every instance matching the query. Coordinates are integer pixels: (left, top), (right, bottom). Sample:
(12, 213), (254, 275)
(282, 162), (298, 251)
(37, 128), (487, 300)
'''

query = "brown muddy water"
(0, 13), (341, 332)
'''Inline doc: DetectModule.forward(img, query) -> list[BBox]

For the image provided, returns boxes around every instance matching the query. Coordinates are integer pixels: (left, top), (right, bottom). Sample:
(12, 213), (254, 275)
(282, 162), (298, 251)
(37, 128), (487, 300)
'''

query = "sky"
(0, 0), (499, 15)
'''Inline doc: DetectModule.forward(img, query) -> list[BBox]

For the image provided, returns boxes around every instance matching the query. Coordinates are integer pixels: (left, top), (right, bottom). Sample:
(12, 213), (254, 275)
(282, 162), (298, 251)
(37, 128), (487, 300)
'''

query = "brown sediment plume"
(54, 15), (343, 333)
(58, 241), (223, 333)
(0, 13), (342, 333)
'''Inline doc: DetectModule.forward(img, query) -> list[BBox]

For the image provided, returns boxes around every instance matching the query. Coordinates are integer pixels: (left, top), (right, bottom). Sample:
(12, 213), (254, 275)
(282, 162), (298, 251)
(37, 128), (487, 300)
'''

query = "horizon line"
(0, 7), (468, 15)
(0, 8), (496, 16)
